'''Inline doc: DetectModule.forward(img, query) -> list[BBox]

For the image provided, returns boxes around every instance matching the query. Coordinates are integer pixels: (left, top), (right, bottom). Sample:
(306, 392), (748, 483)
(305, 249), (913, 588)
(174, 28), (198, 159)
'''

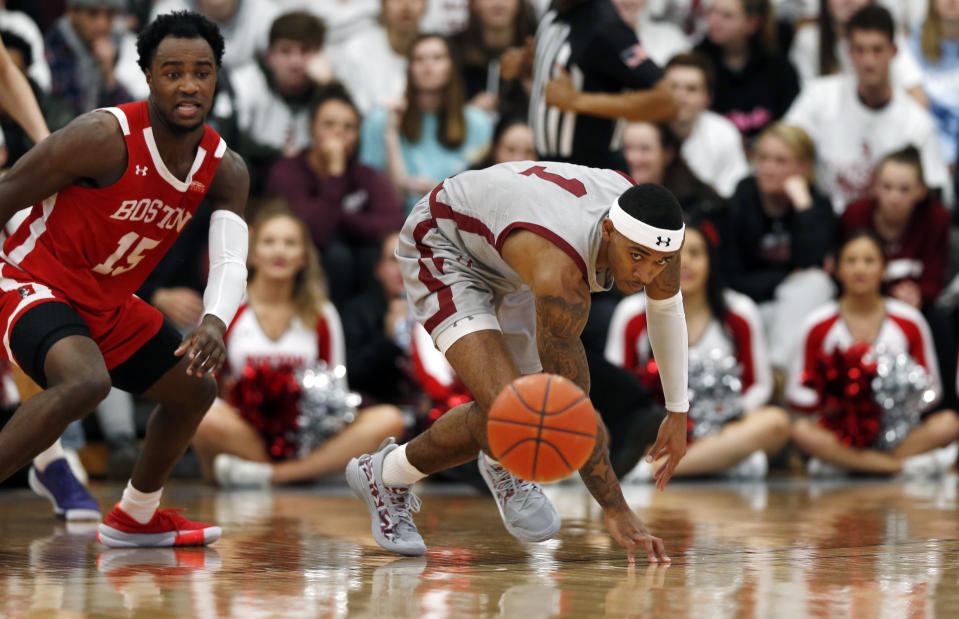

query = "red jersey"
(0, 101), (224, 311)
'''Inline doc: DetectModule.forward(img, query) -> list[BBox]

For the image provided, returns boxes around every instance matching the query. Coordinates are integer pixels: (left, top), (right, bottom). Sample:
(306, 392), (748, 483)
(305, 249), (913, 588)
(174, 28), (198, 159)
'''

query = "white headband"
(608, 199), (684, 250)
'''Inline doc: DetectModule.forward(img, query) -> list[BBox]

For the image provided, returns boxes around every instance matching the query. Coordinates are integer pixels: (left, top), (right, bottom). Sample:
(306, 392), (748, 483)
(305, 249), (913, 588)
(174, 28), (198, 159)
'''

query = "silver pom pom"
(294, 362), (362, 456)
(870, 344), (935, 450)
(687, 348), (744, 439)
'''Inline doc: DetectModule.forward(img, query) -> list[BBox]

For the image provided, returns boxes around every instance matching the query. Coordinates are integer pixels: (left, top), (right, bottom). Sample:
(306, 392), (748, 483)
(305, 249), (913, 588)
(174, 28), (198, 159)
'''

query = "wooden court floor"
(0, 477), (957, 617)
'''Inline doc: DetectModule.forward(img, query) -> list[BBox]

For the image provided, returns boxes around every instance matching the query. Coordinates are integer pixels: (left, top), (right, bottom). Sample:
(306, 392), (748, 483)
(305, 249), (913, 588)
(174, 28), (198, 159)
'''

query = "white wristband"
(203, 210), (248, 327)
(645, 291), (690, 413)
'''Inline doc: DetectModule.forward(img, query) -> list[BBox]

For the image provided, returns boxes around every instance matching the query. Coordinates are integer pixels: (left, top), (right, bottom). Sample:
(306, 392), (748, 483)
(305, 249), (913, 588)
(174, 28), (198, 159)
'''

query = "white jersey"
(398, 160), (634, 372)
(418, 160), (633, 295)
(223, 301), (345, 377)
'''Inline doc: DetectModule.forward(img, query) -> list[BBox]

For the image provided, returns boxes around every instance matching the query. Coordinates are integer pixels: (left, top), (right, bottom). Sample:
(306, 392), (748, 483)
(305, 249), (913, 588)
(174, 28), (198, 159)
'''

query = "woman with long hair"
(622, 120), (726, 225)
(360, 33), (494, 212)
(693, 0), (800, 140)
(840, 146), (949, 310)
(791, 0), (927, 103)
(909, 0), (959, 166)
(192, 206), (406, 487)
(447, 0), (536, 119)
(607, 222), (791, 480)
(787, 231), (959, 477)
(725, 122), (837, 369)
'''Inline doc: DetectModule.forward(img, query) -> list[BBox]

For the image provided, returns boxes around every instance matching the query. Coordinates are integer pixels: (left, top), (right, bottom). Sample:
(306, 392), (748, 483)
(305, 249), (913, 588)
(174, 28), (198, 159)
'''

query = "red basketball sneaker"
(97, 505), (221, 548)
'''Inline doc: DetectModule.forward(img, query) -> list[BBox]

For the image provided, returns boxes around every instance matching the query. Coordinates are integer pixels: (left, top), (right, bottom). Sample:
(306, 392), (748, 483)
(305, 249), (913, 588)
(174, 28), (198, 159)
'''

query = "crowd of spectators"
(2, 0), (959, 487)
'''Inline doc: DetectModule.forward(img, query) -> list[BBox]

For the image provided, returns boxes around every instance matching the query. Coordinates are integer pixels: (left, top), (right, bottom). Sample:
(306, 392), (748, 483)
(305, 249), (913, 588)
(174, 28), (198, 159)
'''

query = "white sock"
(119, 481), (162, 524)
(33, 439), (66, 472)
(381, 444), (426, 486)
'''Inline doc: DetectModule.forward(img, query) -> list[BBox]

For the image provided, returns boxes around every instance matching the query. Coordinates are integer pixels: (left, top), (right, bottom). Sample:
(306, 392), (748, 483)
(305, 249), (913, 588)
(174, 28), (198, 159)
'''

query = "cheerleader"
(787, 231), (959, 476)
(192, 206), (405, 487)
(607, 221), (791, 480)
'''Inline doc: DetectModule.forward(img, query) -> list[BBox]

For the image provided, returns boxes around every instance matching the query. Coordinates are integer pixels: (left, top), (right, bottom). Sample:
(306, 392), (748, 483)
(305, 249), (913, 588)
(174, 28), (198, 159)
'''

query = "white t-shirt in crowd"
(0, 8), (50, 92)
(229, 61), (313, 154)
(790, 25), (925, 91)
(785, 74), (950, 213)
(332, 26), (407, 115)
(273, 0), (377, 46)
(152, 0), (279, 70)
(680, 110), (749, 199)
(420, 0), (469, 36)
(632, 16), (690, 66)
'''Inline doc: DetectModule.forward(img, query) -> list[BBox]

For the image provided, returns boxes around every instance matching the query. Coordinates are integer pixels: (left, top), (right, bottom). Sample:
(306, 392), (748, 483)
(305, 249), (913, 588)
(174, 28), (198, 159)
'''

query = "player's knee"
(193, 375), (218, 412)
(61, 372), (112, 413)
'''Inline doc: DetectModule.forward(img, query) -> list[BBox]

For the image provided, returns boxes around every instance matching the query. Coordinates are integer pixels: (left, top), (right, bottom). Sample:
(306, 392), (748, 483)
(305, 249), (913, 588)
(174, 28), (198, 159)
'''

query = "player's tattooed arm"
(580, 420), (630, 510)
(535, 293), (591, 394)
(644, 250), (681, 300)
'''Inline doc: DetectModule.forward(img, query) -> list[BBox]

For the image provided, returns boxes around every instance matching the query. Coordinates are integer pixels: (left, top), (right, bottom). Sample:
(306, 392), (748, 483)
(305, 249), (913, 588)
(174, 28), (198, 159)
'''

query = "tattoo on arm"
(536, 294), (627, 510)
(644, 253), (681, 299)
(535, 294), (590, 394)
(580, 420), (628, 510)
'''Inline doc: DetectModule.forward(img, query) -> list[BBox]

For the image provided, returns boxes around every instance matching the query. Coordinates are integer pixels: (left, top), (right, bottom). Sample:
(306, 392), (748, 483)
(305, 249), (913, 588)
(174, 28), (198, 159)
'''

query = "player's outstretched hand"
(646, 412), (688, 492)
(175, 314), (227, 378)
(604, 507), (669, 565)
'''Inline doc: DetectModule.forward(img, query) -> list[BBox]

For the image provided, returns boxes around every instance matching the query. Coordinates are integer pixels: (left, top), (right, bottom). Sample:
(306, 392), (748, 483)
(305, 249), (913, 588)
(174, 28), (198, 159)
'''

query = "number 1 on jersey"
(519, 165), (587, 197)
(93, 232), (160, 276)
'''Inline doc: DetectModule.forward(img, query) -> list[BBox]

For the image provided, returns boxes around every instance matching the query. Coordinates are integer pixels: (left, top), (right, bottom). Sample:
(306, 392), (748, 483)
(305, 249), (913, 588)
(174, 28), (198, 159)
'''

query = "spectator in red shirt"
(840, 145), (950, 311)
(840, 146), (956, 410)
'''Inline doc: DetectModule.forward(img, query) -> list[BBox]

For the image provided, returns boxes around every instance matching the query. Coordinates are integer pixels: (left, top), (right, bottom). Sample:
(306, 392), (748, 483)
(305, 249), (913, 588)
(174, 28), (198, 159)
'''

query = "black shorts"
(9, 300), (183, 394)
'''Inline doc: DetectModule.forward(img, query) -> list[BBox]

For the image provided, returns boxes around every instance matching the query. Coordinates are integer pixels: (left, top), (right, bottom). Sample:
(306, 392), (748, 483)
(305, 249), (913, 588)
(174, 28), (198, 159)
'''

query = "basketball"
(486, 373), (598, 482)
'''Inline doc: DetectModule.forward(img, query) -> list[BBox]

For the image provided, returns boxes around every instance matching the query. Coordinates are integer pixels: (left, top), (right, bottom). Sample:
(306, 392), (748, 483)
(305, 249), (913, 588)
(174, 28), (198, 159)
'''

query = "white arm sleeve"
(646, 291), (690, 412)
(203, 210), (249, 327)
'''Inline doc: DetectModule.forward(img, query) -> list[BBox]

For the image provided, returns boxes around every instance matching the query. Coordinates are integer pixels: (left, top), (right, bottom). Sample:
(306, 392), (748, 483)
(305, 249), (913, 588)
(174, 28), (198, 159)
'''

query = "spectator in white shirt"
(151, 0), (280, 70)
(663, 52), (749, 199)
(229, 12), (330, 191)
(610, 0), (690, 66)
(791, 0), (928, 105)
(0, 0), (50, 92)
(786, 4), (950, 213)
(333, 0), (427, 115)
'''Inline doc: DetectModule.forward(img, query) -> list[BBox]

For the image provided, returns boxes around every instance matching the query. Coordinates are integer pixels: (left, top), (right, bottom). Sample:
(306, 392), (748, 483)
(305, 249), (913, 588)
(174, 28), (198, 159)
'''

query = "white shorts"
(397, 197), (542, 375)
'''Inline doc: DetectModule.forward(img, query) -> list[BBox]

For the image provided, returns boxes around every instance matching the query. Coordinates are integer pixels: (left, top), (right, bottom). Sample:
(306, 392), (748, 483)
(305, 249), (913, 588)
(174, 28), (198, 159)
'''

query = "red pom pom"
(801, 344), (881, 447)
(229, 362), (303, 460)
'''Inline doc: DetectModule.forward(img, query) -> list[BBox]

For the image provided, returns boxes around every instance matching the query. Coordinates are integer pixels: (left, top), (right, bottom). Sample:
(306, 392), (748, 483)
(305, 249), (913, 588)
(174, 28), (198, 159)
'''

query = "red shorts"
(0, 274), (164, 373)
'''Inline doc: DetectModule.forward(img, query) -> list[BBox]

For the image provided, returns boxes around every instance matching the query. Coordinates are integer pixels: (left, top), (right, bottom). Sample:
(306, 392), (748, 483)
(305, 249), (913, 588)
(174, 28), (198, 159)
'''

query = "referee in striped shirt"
(531, 0), (677, 170)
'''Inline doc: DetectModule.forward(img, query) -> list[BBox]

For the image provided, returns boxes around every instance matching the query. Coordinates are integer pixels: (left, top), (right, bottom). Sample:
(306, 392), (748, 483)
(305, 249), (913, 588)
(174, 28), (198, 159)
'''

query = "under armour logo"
(656, 236), (670, 247)
(135, 165), (149, 176)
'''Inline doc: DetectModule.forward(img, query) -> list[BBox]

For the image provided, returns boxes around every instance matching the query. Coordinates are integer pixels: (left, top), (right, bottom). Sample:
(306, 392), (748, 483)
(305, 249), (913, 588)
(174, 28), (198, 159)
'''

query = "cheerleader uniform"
(786, 298), (941, 415)
(606, 290), (772, 433)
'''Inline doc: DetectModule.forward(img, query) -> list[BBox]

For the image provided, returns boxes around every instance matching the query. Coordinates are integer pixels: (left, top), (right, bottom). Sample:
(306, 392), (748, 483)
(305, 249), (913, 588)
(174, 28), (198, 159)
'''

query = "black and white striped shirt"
(530, 0), (663, 168)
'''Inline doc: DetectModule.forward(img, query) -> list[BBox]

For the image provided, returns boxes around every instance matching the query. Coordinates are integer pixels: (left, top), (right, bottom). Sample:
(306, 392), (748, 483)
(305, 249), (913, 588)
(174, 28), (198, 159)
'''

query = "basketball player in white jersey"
(347, 162), (689, 563)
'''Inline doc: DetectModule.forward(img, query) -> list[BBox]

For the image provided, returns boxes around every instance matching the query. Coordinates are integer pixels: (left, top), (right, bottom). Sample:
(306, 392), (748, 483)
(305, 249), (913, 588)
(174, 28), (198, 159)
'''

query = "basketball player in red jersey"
(0, 11), (250, 547)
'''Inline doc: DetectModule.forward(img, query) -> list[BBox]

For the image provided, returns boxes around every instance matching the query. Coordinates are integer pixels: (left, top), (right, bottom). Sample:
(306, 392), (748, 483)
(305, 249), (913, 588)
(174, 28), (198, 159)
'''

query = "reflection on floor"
(1, 477), (957, 617)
